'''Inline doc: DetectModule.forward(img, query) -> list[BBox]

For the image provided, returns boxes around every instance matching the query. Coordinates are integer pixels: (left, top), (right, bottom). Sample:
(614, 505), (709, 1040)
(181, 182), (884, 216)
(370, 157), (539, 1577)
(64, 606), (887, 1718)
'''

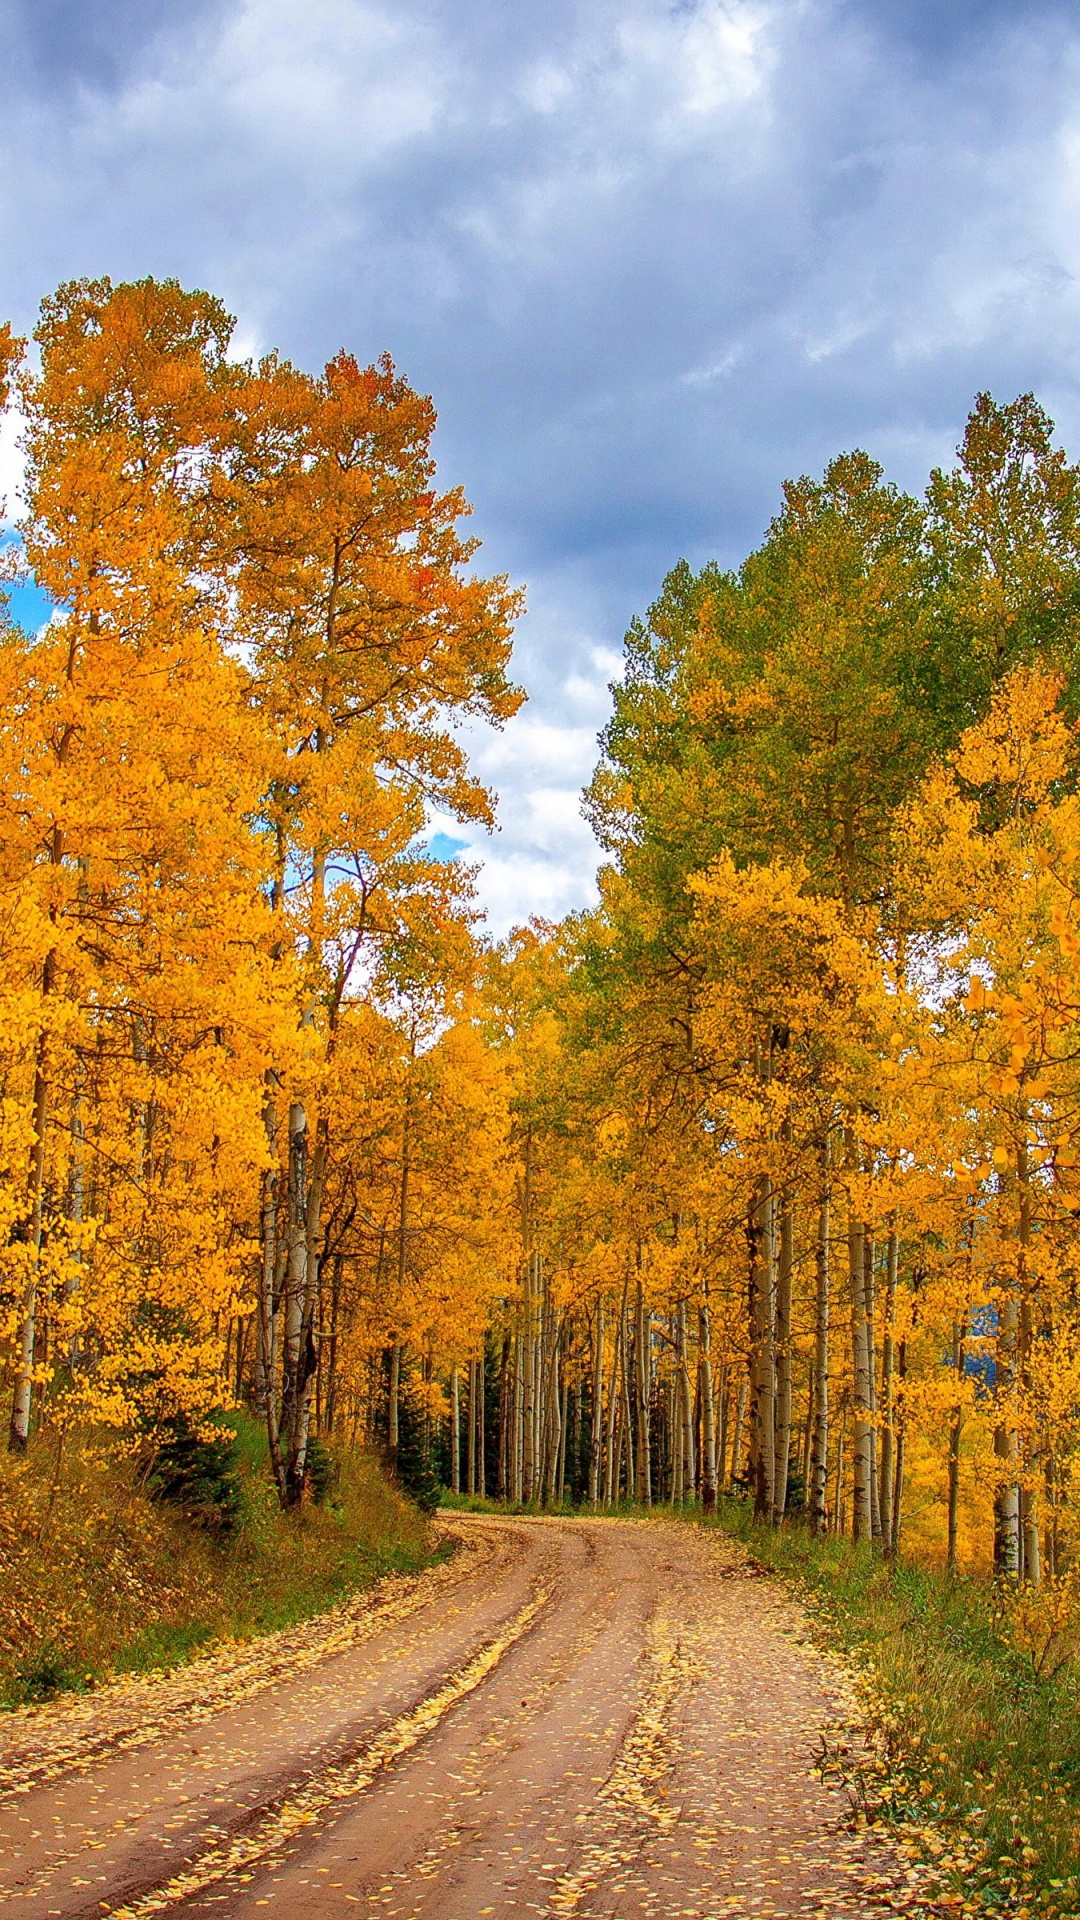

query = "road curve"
(0, 1516), (906, 1919)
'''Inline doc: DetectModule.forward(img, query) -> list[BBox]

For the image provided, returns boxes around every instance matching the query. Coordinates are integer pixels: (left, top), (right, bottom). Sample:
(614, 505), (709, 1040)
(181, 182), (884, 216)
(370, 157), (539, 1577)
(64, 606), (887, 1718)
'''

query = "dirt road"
(0, 1516), (908, 1919)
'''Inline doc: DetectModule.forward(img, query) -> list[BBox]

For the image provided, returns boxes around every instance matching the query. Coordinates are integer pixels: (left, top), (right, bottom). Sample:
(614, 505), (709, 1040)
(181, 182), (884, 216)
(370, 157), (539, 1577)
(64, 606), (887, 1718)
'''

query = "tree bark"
(993, 1287), (1021, 1579)
(731, 1376), (747, 1493)
(1016, 1134), (1040, 1584)
(522, 1252), (537, 1503)
(698, 1300), (717, 1514)
(603, 1287), (625, 1507)
(278, 1098), (310, 1501)
(747, 1178), (776, 1520)
(388, 1342), (401, 1480)
(476, 1349), (487, 1498)
(809, 1152), (831, 1538)
(947, 1317), (964, 1573)
(846, 1131), (872, 1544)
(466, 1357), (477, 1494)
(879, 1227), (898, 1552)
(775, 1187), (794, 1518)
(865, 1228), (881, 1544)
(589, 1299), (605, 1508)
(634, 1277), (652, 1505)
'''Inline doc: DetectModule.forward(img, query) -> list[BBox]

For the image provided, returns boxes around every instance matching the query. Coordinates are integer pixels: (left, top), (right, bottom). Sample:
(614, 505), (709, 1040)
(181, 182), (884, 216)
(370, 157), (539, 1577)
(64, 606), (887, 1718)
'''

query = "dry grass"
(0, 1416), (434, 1709)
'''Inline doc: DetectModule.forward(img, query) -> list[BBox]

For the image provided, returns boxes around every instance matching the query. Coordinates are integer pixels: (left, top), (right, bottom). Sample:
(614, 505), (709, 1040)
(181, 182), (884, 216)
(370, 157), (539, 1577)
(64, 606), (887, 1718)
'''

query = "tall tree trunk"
(774, 1187), (794, 1518)
(717, 1365), (729, 1494)
(698, 1300), (717, 1515)
(278, 1098), (309, 1497)
(993, 1295), (1021, 1579)
(385, 1071), (414, 1490)
(476, 1348), (487, 1499)
(284, 1114), (326, 1501)
(589, 1299), (605, 1508)
(678, 1300), (694, 1500)
(879, 1227), (898, 1552)
(865, 1229), (881, 1544)
(747, 1178), (776, 1521)
(10, 674), (73, 1450)
(832, 1394), (847, 1536)
(731, 1377), (747, 1493)
(557, 1368), (570, 1506)
(522, 1252), (537, 1503)
(634, 1276), (652, 1505)
(543, 1324), (562, 1505)
(62, 1072), (86, 1381)
(846, 1132), (872, 1544)
(388, 1342), (401, 1480)
(622, 1288), (636, 1501)
(1016, 1133), (1040, 1584)
(467, 1357), (477, 1494)
(664, 1359), (672, 1505)
(603, 1287), (625, 1508)
(257, 1099), (285, 1499)
(11, 948), (56, 1453)
(323, 1249), (344, 1438)
(947, 1318), (964, 1573)
(892, 1271), (917, 1557)
(451, 1366), (461, 1494)
(497, 1337), (511, 1500)
(809, 1154), (831, 1536)
(511, 1335), (524, 1504)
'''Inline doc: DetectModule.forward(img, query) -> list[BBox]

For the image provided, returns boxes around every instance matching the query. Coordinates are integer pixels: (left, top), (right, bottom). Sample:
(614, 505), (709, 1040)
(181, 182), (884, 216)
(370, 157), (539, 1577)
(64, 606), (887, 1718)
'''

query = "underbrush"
(436, 1490), (651, 1517)
(0, 1415), (435, 1711)
(708, 1496), (1080, 1920)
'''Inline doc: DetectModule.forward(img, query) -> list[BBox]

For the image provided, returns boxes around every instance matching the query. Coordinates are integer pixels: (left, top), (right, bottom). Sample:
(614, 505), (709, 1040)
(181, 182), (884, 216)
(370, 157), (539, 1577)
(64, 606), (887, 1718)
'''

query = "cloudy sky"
(2, 0), (1079, 931)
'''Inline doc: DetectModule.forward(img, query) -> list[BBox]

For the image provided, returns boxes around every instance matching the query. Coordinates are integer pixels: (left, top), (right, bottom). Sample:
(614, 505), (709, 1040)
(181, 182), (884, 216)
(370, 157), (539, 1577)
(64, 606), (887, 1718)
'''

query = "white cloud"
(5, 0), (1080, 930)
(619, 0), (776, 131)
(0, 407), (26, 523)
(101, 0), (447, 176)
(681, 347), (743, 387)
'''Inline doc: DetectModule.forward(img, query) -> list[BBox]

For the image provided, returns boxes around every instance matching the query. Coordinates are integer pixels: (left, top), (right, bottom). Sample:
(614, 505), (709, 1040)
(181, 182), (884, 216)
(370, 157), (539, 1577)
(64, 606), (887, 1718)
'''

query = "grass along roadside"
(0, 1414), (437, 1711)
(704, 1496), (1080, 1920)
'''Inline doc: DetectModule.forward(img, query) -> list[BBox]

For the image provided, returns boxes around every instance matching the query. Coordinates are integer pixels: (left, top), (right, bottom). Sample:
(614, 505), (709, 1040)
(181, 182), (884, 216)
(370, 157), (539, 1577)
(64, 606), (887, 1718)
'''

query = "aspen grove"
(7, 278), (1080, 1584)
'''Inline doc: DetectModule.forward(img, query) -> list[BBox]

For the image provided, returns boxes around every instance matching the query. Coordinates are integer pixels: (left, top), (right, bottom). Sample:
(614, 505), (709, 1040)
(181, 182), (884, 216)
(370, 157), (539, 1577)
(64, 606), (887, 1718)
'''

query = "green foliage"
(304, 1434), (337, 1506)
(396, 1392), (441, 1513)
(13, 1642), (83, 1705)
(149, 1414), (244, 1537)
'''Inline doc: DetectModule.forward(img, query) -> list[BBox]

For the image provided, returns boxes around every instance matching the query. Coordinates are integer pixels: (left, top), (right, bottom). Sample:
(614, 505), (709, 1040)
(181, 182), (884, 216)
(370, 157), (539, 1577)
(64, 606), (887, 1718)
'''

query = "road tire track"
(0, 1521), (507, 1802)
(1, 1518), (913, 1920)
(63, 1586), (551, 1920)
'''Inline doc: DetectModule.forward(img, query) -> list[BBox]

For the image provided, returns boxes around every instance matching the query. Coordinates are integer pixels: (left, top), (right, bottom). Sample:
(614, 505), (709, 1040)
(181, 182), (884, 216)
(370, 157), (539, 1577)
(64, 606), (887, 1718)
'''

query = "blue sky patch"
(425, 832), (468, 865)
(6, 576), (55, 637)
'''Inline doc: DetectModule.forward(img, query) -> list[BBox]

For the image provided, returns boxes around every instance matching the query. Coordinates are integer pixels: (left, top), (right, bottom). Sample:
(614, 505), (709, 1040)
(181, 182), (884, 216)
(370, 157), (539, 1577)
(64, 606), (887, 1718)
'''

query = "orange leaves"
(953, 666), (1071, 801)
(0, 274), (529, 1452)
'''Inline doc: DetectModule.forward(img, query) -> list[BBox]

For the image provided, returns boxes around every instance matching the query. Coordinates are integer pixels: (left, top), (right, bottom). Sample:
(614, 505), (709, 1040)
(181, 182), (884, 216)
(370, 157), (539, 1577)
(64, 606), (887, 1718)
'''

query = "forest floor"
(1, 1512), (936, 1920)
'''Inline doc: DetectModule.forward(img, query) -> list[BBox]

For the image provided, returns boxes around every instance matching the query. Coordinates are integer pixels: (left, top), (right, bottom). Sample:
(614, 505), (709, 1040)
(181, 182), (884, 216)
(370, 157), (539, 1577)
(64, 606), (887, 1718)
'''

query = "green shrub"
(14, 1642), (82, 1704)
(304, 1433), (337, 1505)
(149, 1413), (244, 1537)
(396, 1394), (441, 1512)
